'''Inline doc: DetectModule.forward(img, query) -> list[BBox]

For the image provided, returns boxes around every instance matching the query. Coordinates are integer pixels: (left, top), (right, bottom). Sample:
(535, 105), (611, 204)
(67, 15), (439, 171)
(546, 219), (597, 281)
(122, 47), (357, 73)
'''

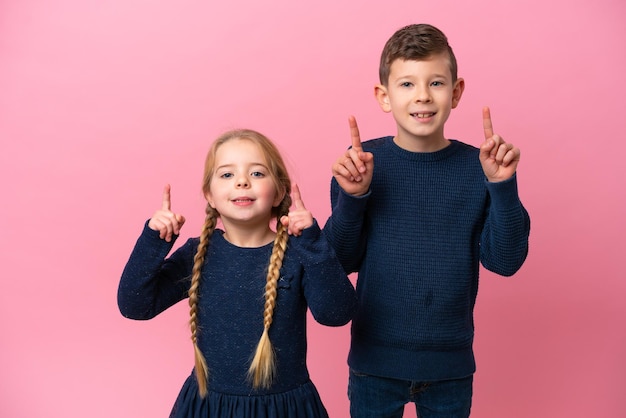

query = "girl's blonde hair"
(189, 129), (292, 397)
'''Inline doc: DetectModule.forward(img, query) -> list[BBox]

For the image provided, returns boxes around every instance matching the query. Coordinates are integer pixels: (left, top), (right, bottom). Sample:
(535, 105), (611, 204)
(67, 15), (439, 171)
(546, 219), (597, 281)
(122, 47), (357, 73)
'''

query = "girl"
(118, 129), (357, 418)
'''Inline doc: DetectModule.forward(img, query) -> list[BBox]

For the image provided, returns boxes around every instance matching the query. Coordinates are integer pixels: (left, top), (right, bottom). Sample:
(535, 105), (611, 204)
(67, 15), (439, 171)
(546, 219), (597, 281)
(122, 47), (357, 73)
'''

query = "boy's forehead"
(389, 54), (453, 78)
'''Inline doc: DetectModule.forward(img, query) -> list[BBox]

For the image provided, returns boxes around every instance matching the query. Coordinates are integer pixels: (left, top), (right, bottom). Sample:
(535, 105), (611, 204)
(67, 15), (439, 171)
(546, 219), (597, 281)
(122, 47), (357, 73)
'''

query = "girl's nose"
(236, 176), (250, 188)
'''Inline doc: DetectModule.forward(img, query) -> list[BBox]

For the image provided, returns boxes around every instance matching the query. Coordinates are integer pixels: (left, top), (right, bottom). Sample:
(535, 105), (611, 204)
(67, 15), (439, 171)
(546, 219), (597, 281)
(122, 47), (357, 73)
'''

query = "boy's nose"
(414, 87), (431, 102)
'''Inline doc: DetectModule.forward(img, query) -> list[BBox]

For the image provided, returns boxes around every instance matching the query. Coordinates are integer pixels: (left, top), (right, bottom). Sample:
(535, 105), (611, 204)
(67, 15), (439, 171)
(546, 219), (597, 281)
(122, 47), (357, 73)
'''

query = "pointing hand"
(331, 116), (374, 196)
(147, 184), (186, 242)
(479, 107), (520, 182)
(280, 184), (313, 236)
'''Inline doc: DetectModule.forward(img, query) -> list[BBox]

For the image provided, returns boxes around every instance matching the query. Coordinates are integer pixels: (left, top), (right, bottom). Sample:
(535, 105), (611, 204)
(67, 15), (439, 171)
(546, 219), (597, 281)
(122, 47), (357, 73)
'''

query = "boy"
(323, 24), (530, 417)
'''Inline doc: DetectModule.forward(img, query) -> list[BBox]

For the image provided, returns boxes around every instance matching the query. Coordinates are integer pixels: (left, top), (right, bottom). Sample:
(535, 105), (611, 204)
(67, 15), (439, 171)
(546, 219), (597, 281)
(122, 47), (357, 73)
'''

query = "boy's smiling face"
(375, 52), (464, 152)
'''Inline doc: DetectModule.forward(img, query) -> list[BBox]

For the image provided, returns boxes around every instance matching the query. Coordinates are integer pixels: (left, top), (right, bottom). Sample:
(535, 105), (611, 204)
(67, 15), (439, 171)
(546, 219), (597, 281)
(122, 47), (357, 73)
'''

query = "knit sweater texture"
(323, 137), (530, 381)
(118, 221), (357, 399)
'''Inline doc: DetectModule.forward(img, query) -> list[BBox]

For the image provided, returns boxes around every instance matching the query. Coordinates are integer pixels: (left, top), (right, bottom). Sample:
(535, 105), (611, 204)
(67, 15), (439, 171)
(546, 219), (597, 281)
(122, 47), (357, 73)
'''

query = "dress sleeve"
(117, 221), (196, 319)
(480, 174), (531, 276)
(289, 220), (357, 327)
(322, 178), (370, 274)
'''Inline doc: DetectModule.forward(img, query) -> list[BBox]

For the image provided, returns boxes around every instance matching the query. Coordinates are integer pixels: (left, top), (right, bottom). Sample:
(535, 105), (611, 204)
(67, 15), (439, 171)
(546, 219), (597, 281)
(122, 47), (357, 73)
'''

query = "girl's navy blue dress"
(118, 221), (356, 418)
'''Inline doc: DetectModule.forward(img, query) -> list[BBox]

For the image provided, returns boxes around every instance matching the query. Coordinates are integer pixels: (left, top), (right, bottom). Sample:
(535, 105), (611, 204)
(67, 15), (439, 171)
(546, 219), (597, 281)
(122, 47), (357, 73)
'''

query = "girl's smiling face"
(205, 138), (283, 231)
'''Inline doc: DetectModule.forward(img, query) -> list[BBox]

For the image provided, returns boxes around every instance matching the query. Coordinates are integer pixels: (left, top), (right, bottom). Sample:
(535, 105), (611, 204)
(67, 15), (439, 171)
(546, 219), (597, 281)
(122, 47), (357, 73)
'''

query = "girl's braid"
(189, 204), (217, 397)
(247, 197), (291, 389)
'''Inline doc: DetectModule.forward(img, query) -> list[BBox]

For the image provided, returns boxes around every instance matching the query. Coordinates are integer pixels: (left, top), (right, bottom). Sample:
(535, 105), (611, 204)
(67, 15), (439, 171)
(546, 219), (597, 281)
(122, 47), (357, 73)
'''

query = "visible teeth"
(415, 113), (434, 118)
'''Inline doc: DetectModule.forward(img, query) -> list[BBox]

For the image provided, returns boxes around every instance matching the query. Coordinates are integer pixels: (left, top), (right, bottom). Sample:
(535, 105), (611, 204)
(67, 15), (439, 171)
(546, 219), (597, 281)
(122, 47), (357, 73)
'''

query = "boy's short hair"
(379, 24), (458, 85)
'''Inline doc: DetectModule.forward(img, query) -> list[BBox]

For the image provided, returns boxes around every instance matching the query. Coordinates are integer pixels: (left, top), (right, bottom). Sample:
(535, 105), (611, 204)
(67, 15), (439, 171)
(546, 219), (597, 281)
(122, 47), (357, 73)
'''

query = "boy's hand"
(148, 184), (186, 242)
(332, 116), (374, 196)
(280, 184), (313, 236)
(479, 107), (520, 182)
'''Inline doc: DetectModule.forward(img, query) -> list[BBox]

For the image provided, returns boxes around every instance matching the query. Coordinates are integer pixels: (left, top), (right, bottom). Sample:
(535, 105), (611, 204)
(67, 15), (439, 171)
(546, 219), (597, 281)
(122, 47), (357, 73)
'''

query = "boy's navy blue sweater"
(323, 137), (530, 381)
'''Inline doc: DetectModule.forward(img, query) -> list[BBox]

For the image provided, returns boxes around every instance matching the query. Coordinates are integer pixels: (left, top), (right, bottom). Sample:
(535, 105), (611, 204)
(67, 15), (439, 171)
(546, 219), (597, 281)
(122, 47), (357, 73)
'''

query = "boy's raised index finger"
(482, 106), (494, 140)
(349, 115), (363, 151)
(162, 184), (172, 210)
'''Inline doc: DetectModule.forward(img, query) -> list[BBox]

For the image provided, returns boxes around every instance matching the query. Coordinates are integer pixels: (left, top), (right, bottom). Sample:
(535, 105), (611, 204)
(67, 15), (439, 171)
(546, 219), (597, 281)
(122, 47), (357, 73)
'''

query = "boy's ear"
(451, 78), (465, 109)
(374, 84), (392, 113)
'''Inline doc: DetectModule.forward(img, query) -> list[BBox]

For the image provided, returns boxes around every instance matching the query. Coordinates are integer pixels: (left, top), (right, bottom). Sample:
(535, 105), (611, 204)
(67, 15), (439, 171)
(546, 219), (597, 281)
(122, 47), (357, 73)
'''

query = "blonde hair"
(189, 129), (292, 397)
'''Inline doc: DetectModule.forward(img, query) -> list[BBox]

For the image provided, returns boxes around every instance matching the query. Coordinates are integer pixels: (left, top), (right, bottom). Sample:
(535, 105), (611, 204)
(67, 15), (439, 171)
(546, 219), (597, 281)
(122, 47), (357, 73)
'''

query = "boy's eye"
(400, 82), (413, 88)
(431, 81), (443, 87)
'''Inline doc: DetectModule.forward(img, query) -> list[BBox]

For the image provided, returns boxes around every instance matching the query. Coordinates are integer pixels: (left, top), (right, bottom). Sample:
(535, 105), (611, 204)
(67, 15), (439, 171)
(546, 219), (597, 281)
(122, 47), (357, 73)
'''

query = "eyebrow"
(394, 72), (450, 80)
(215, 162), (269, 171)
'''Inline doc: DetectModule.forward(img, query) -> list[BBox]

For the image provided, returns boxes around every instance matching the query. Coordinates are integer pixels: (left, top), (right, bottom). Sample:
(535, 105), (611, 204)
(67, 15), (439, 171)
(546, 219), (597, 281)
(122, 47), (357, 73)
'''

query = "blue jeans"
(348, 369), (473, 418)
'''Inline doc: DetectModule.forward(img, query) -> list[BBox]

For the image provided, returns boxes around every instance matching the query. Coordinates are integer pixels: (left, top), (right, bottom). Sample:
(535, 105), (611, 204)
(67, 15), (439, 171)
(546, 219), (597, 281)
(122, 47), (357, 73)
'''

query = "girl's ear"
(205, 192), (216, 209)
(273, 187), (286, 208)
(451, 78), (465, 109)
(374, 84), (392, 113)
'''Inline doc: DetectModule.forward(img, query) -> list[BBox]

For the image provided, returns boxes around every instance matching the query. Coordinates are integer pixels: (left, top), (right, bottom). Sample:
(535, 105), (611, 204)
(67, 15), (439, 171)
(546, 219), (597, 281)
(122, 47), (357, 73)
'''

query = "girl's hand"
(147, 184), (186, 242)
(280, 184), (313, 236)
(479, 107), (520, 182)
(332, 116), (374, 196)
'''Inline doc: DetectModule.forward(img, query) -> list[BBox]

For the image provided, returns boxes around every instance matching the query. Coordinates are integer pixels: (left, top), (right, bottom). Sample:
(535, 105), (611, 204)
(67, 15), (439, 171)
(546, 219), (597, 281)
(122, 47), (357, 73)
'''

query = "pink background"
(1, 1), (625, 417)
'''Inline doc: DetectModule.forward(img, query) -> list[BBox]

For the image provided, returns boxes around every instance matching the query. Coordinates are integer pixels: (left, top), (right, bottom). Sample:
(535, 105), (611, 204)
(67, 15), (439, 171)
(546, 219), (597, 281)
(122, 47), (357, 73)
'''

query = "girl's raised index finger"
(162, 184), (172, 210)
(291, 183), (306, 210)
(349, 115), (362, 151)
(482, 107), (494, 140)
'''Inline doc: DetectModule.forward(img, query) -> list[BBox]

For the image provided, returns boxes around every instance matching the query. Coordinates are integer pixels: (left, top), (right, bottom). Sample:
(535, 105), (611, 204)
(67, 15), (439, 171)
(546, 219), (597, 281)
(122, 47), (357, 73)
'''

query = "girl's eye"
(251, 171), (265, 178)
(220, 172), (233, 179)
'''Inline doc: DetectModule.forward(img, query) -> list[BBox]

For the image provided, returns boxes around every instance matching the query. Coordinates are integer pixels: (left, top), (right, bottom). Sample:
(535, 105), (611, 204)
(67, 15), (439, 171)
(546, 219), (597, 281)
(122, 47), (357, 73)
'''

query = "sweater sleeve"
(480, 174), (531, 276)
(117, 221), (195, 320)
(322, 178), (370, 274)
(289, 220), (357, 327)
